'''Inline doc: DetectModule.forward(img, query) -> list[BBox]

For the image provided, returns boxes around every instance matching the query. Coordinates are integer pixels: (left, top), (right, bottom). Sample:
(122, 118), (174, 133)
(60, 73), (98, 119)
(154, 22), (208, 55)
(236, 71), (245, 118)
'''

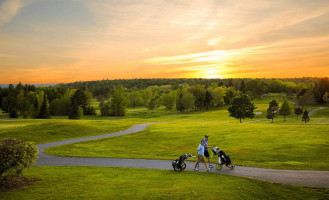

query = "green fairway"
(1, 166), (328, 200)
(44, 95), (329, 170)
(0, 118), (141, 144)
(46, 109), (329, 170)
(2, 94), (329, 170)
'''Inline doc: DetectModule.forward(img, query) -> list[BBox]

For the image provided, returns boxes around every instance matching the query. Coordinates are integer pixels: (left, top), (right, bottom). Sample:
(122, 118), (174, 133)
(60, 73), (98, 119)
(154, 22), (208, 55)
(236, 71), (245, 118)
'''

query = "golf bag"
(172, 153), (193, 171)
(212, 147), (235, 170)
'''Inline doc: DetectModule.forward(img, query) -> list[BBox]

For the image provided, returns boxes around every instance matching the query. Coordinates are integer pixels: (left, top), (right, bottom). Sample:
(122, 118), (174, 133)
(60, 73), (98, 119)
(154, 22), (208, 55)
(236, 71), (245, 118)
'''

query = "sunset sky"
(0, 0), (329, 84)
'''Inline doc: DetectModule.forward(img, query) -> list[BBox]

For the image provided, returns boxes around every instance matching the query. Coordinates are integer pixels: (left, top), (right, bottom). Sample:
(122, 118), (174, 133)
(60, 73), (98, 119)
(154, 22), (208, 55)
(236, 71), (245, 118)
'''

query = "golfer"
(194, 140), (209, 171)
(204, 135), (213, 167)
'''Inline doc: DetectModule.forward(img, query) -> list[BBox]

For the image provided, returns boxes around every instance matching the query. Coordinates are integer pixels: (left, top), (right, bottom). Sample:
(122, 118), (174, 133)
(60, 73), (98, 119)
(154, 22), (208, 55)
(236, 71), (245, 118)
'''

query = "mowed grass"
(1, 166), (328, 200)
(2, 94), (329, 170)
(0, 118), (142, 144)
(46, 109), (329, 170)
(45, 94), (329, 170)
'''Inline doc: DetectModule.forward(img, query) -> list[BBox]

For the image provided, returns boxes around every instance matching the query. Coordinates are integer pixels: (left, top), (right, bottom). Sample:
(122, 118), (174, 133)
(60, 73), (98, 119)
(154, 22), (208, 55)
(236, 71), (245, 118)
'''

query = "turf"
(1, 166), (328, 200)
(44, 94), (329, 170)
(0, 118), (141, 144)
(46, 110), (329, 170)
(2, 94), (329, 170)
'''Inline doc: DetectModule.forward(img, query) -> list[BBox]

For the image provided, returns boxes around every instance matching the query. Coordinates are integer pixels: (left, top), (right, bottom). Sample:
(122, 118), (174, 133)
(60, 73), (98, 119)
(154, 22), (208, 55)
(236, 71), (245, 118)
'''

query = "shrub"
(0, 138), (38, 178)
(83, 106), (96, 115)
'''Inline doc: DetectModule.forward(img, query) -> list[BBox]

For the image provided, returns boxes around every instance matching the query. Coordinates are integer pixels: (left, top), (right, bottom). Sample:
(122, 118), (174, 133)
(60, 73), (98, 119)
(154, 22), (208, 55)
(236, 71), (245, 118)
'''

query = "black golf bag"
(172, 153), (192, 171)
(212, 147), (235, 170)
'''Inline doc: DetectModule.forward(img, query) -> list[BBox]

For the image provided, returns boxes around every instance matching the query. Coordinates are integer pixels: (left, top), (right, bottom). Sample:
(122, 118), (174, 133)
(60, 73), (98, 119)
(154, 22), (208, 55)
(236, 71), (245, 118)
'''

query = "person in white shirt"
(194, 140), (209, 171)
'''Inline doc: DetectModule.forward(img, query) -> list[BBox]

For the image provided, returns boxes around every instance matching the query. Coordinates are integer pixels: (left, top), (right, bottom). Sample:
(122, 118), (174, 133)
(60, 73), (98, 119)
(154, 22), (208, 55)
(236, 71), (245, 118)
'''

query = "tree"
(208, 86), (226, 108)
(145, 89), (161, 113)
(302, 109), (310, 123)
(100, 101), (111, 116)
(1, 93), (17, 114)
(38, 94), (50, 119)
(267, 100), (279, 123)
(69, 89), (87, 119)
(239, 80), (246, 93)
(245, 79), (264, 97)
(33, 97), (39, 118)
(162, 91), (176, 112)
(316, 77), (329, 102)
(189, 85), (206, 111)
(279, 100), (291, 121)
(16, 90), (25, 115)
(69, 101), (83, 119)
(224, 87), (239, 105)
(109, 85), (128, 116)
(146, 94), (161, 113)
(71, 89), (89, 110)
(294, 107), (303, 119)
(8, 107), (18, 118)
(227, 94), (256, 123)
(128, 90), (143, 108)
(300, 90), (316, 107)
(323, 92), (329, 105)
(176, 89), (194, 112)
(204, 90), (213, 110)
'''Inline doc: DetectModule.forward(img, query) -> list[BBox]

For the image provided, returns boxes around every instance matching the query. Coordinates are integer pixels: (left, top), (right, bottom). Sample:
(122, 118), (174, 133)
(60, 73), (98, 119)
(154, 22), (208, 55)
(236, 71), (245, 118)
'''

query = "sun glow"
(200, 68), (222, 79)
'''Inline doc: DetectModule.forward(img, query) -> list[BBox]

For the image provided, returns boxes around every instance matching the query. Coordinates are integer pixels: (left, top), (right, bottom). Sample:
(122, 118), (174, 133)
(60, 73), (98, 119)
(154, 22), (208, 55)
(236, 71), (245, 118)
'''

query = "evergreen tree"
(227, 94), (256, 123)
(69, 101), (82, 119)
(239, 80), (246, 93)
(72, 89), (89, 109)
(302, 109), (310, 123)
(294, 107), (303, 119)
(38, 94), (50, 119)
(267, 100), (279, 123)
(69, 89), (86, 119)
(33, 98), (39, 118)
(279, 100), (291, 121)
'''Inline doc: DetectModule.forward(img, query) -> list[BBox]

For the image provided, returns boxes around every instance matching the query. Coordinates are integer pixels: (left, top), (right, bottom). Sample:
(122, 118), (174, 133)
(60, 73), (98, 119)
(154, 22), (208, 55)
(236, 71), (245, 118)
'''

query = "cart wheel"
(229, 164), (235, 169)
(216, 164), (222, 170)
(182, 163), (186, 170)
(173, 165), (182, 171)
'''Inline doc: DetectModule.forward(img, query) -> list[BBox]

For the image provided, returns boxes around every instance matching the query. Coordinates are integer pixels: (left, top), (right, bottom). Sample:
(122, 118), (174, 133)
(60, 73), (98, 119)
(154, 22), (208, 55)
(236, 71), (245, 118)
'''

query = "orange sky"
(0, 0), (329, 84)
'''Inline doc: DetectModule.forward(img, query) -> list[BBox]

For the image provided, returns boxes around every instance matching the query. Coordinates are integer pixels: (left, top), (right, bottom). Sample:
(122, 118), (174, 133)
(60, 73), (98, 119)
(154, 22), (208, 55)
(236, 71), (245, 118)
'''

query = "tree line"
(0, 78), (328, 119)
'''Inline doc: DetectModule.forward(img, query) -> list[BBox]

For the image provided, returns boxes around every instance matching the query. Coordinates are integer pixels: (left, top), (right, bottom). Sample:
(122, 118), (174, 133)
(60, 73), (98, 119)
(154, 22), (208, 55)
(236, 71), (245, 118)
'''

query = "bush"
(83, 106), (96, 115)
(0, 138), (38, 178)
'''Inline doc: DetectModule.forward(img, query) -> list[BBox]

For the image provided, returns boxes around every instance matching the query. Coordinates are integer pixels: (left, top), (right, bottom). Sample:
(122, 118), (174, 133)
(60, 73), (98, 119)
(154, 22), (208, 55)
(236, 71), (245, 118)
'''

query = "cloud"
(0, 0), (25, 25)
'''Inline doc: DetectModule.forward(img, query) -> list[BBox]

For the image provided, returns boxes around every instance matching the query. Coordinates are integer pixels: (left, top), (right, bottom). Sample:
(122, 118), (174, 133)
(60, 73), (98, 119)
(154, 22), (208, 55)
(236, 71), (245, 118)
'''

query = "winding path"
(36, 123), (329, 187)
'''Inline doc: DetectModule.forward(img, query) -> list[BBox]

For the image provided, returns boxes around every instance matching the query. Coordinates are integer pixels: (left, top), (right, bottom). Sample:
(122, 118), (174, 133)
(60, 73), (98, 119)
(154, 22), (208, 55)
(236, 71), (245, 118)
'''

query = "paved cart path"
(36, 123), (329, 187)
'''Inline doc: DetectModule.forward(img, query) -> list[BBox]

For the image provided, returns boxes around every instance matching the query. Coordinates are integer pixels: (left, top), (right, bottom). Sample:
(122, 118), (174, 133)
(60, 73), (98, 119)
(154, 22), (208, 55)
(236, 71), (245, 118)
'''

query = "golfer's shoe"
(207, 168), (211, 171)
(194, 168), (198, 171)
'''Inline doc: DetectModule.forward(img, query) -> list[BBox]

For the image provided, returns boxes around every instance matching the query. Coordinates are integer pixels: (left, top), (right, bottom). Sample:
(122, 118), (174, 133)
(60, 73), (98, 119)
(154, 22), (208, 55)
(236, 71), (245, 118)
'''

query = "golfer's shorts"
(197, 155), (205, 163)
(204, 150), (209, 158)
